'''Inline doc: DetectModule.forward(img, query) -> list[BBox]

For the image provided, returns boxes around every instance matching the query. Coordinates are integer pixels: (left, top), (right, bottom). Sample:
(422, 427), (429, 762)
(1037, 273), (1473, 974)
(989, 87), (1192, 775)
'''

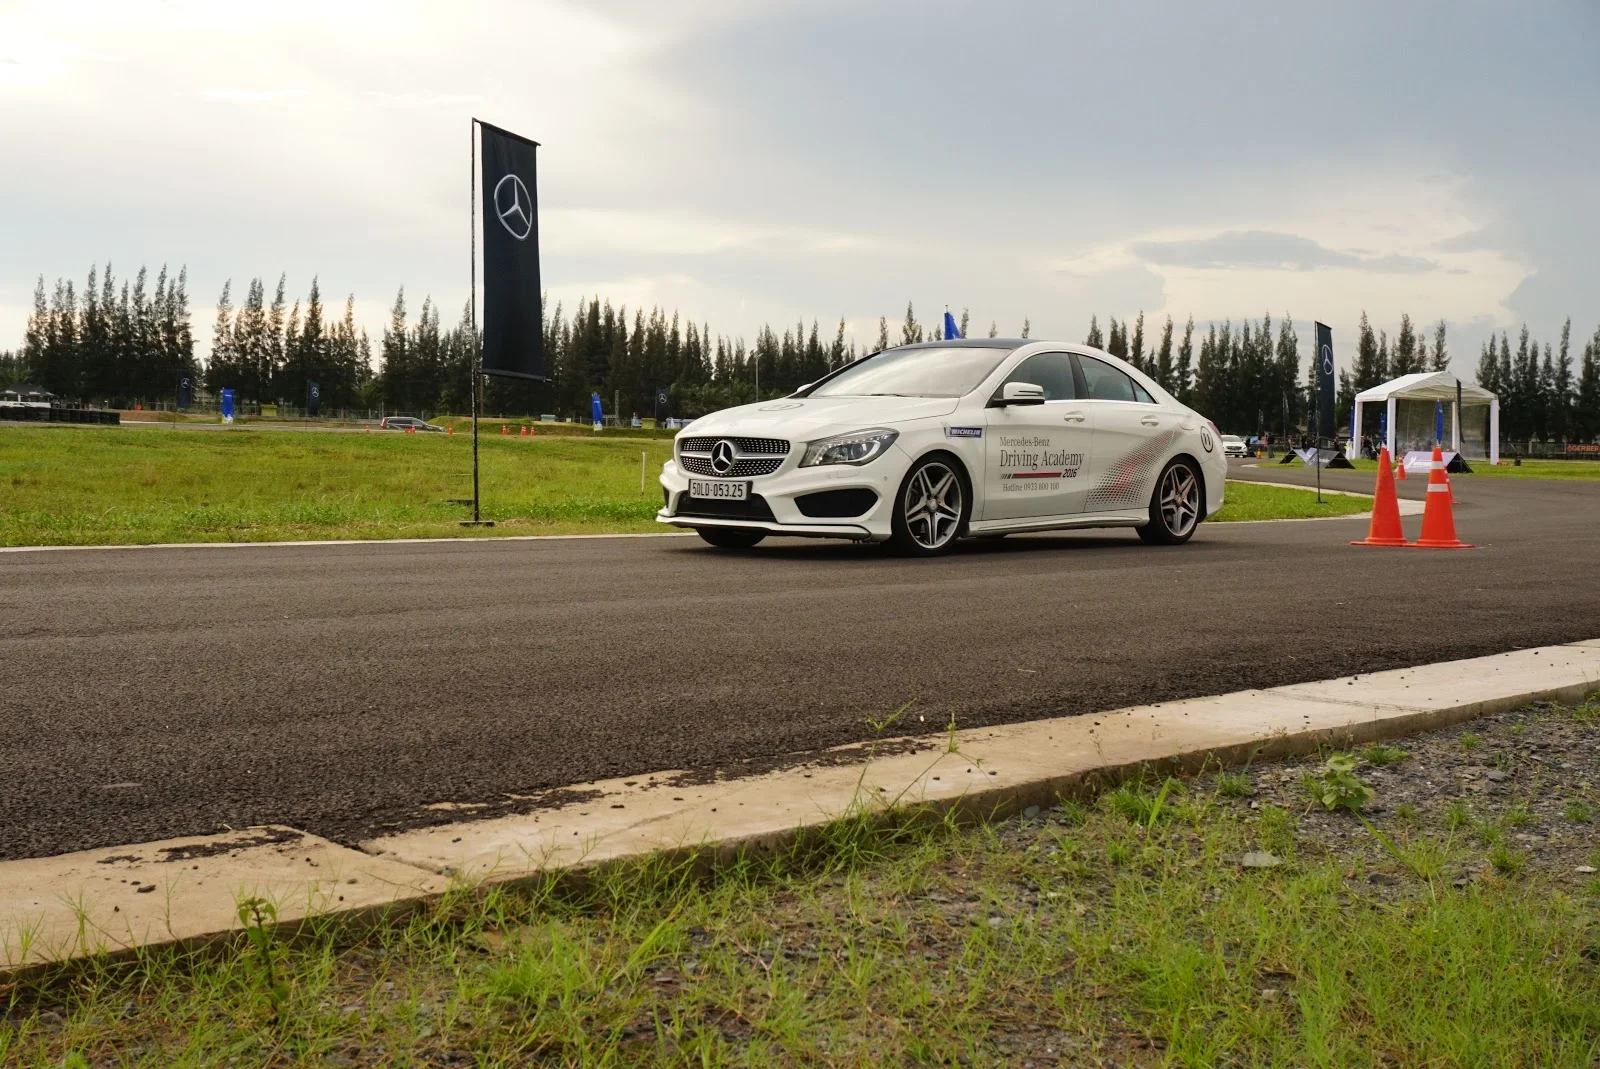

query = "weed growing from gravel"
(1362, 743), (1408, 766)
(1490, 843), (1529, 876)
(1307, 753), (1376, 812)
(1565, 800), (1593, 824)
(1461, 732), (1484, 750)
(1215, 770), (1253, 798)
(1446, 800), (1474, 830)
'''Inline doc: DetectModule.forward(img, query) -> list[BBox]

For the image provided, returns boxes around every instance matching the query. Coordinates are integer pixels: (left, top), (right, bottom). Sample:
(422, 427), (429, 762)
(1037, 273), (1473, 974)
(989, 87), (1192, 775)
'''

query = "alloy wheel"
(1158, 463), (1200, 538)
(903, 462), (963, 550)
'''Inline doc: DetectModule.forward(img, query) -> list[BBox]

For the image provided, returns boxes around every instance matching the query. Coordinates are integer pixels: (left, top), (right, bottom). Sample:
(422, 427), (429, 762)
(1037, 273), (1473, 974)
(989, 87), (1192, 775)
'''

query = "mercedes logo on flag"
(493, 173), (533, 240)
(1321, 343), (1334, 377)
(710, 440), (737, 475)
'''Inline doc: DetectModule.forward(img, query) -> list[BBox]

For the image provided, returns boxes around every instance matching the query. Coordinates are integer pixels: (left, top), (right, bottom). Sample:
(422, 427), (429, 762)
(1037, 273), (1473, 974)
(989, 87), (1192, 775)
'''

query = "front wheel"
(889, 454), (969, 556)
(1137, 459), (1203, 545)
(696, 527), (767, 549)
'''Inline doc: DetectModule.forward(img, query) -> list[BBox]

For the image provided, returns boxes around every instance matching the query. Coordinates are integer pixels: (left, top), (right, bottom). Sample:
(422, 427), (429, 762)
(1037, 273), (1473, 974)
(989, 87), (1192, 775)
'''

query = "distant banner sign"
(1314, 321), (1335, 442)
(177, 374), (193, 412)
(1403, 450), (1470, 474)
(307, 380), (321, 418)
(221, 388), (234, 424)
(1295, 446), (1354, 469)
(479, 120), (545, 381)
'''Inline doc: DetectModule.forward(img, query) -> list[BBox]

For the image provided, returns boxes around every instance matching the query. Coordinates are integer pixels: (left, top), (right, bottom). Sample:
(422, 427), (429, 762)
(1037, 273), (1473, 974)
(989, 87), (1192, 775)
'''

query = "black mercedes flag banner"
(1314, 321), (1335, 441)
(306, 380), (321, 418)
(479, 121), (545, 381)
(177, 374), (193, 412)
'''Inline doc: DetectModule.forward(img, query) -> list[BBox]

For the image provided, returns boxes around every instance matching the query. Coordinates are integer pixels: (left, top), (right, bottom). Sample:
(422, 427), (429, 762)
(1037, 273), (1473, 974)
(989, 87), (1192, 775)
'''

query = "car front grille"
(677, 436), (791, 478)
(679, 455), (784, 478)
(679, 436), (790, 455)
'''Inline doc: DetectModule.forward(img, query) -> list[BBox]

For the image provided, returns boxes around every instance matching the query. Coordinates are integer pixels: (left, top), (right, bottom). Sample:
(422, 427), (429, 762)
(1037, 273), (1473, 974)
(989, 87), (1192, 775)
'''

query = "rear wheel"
(696, 527), (767, 549)
(1138, 459), (1203, 545)
(889, 455), (969, 556)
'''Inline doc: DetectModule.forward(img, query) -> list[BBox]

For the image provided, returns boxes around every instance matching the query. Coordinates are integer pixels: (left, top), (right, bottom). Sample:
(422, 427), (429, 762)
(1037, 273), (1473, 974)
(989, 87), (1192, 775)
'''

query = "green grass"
(1213, 480), (1372, 522)
(1337, 457), (1600, 480)
(4, 786), (1596, 1066)
(1, 426), (1375, 547)
(0, 426), (674, 546)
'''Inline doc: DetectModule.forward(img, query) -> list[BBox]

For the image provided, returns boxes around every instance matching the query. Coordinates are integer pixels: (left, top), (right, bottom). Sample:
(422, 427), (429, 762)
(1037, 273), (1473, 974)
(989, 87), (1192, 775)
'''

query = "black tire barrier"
(0, 406), (120, 424)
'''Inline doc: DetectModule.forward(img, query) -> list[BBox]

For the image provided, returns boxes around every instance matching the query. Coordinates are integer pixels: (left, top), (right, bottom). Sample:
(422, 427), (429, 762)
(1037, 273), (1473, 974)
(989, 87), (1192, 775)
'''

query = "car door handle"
(1140, 416), (1161, 426)
(1062, 411), (1086, 423)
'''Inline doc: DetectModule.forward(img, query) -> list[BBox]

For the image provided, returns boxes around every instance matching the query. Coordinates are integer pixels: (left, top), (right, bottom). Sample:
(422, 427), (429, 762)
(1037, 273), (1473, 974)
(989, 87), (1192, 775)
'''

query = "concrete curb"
(5, 642), (1597, 977)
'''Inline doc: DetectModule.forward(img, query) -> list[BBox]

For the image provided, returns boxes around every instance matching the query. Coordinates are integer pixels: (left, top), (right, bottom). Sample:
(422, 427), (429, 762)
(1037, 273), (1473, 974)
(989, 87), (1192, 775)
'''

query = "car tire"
(1138, 458), (1203, 545)
(696, 527), (767, 550)
(889, 453), (970, 556)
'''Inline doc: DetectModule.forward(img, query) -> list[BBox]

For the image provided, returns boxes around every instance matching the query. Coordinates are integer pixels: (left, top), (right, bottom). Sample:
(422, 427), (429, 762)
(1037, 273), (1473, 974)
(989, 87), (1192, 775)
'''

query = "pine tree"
(1175, 316), (1195, 403)
(1129, 311), (1145, 374)
(1085, 315), (1104, 349)
(22, 278), (47, 389)
(987, 321), (997, 339)
(1553, 319), (1572, 441)
(1020, 318), (1030, 340)
(207, 280), (235, 393)
(876, 317), (889, 352)
(1354, 312), (1379, 391)
(1430, 320), (1449, 372)
(958, 308), (970, 340)
(41, 278), (79, 399)
(1575, 324), (1600, 442)
(1392, 313), (1417, 375)
(1154, 315), (1174, 390)
(900, 302), (922, 346)
(381, 287), (408, 411)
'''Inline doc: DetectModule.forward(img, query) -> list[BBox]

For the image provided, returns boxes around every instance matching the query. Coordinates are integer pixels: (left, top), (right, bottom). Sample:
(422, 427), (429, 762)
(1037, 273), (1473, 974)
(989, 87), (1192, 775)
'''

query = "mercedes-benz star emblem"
(493, 173), (533, 241)
(710, 440), (737, 475)
(1321, 343), (1334, 377)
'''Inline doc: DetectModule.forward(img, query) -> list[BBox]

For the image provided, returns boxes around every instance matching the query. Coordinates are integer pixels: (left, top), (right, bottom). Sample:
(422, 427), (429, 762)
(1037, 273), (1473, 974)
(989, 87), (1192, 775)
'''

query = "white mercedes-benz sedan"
(657, 339), (1227, 555)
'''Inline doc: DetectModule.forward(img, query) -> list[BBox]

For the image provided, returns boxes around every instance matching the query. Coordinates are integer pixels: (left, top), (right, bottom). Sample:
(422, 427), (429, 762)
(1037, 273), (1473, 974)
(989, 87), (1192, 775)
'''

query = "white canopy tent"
(1352, 371), (1499, 465)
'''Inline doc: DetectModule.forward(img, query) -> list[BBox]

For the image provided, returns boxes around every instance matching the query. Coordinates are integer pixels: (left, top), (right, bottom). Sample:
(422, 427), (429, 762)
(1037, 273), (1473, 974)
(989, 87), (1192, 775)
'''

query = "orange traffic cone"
(1395, 453), (1407, 480)
(520, 425), (528, 437)
(448, 424), (454, 436)
(1351, 447), (1407, 547)
(1409, 446), (1472, 549)
(501, 425), (508, 436)
(406, 425), (415, 434)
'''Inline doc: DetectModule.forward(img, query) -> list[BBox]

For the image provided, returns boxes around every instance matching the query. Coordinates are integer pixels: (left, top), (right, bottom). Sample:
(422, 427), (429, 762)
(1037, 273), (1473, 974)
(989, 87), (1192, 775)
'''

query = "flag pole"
(463, 116), (488, 526)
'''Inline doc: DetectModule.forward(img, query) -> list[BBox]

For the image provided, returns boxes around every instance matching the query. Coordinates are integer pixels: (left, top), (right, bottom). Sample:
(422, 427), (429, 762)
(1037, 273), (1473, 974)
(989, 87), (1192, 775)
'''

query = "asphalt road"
(4, 464), (1599, 860)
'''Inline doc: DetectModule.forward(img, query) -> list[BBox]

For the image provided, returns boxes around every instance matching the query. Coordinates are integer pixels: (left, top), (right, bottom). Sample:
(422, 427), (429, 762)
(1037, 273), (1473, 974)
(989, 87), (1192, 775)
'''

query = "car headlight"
(799, 428), (899, 467)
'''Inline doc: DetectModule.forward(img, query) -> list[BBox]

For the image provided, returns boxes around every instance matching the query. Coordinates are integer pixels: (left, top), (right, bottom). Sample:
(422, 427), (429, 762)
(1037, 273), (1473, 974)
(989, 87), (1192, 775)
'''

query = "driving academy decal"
(996, 434), (1083, 493)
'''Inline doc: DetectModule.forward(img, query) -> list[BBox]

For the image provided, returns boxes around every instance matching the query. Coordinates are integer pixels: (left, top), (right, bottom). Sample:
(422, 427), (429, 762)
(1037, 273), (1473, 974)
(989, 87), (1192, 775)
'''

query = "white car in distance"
(657, 340), (1227, 555)
(1221, 434), (1248, 458)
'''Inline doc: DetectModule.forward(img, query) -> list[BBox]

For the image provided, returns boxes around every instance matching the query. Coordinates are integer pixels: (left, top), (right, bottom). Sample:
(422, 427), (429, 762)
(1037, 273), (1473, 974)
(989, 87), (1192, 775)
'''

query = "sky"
(2, 0), (1598, 379)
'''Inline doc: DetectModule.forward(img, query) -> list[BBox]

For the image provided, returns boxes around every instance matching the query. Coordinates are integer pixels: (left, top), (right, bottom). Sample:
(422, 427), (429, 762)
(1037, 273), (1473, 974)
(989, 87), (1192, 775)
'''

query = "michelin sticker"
(945, 426), (983, 439)
(996, 434), (1084, 492)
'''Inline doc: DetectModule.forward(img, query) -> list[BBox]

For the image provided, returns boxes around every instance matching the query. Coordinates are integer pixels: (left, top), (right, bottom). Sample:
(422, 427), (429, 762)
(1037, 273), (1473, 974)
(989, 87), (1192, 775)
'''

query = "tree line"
(1472, 320), (1600, 444)
(5, 264), (1598, 442)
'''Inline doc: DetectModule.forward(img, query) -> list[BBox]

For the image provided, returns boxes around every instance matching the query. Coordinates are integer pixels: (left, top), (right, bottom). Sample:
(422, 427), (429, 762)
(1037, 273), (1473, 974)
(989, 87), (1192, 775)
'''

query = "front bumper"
(656, 456), (902, 541)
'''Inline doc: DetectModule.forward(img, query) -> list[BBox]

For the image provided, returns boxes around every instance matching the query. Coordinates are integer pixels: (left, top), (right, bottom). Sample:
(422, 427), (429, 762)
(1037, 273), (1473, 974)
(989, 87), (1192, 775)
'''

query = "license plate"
(689, 479), (749, 501)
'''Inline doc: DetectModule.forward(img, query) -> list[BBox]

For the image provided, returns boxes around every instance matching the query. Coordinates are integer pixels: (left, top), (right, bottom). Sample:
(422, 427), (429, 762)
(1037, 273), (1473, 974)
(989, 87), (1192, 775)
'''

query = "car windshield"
(807, 345), (1015, 398)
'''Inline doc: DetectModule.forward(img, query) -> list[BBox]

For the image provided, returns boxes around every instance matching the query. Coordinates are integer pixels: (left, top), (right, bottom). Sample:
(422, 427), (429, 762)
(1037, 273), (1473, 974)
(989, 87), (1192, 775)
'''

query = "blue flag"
(1435, 401), (1445, 445)
(943, 310), (961, 339)
(591, 392), (603, 428)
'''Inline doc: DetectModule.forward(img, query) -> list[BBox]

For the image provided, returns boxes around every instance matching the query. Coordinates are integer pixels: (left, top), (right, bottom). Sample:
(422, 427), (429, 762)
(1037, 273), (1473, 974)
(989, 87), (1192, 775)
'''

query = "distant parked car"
(1220, 434), (1248, 458)
(380, 416), (442, 432)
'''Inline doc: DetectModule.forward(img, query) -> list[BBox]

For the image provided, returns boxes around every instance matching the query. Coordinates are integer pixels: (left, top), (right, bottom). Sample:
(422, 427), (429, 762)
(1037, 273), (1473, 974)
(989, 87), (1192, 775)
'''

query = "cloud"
(1131, 231), (1437, 275)
(197, 87), (307, 103)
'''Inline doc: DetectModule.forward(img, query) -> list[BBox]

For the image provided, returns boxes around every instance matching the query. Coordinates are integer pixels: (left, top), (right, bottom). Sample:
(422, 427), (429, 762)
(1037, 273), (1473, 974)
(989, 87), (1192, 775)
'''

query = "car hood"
(678, 395), (960, 440)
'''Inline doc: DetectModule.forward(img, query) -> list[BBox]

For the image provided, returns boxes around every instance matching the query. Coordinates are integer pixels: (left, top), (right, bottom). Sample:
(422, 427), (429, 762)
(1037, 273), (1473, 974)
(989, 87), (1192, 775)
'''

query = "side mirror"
(995, 381), (1046, 406)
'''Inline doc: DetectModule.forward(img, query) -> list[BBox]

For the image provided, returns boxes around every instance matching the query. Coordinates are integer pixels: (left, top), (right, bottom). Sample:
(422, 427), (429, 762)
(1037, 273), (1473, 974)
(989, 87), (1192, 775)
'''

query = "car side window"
(1077, 354), (1138, 403)
(1131, 379), (1156, 404)
(996, 352), (1076, 401)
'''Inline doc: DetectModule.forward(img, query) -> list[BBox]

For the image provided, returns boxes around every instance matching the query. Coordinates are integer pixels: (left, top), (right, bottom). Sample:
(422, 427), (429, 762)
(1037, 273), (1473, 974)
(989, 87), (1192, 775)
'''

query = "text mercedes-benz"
(657, 339), (1227, 555)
